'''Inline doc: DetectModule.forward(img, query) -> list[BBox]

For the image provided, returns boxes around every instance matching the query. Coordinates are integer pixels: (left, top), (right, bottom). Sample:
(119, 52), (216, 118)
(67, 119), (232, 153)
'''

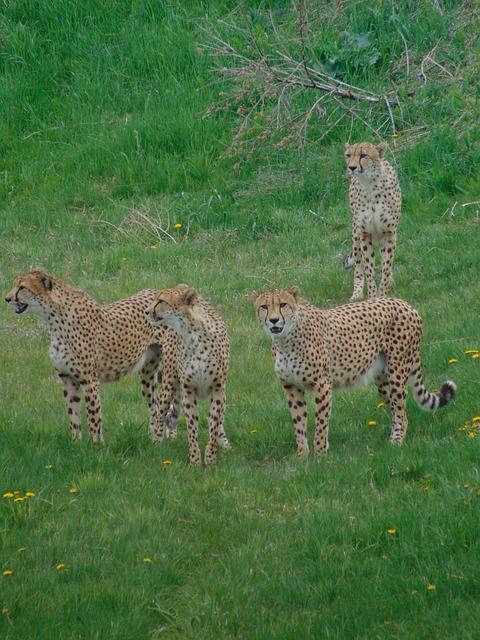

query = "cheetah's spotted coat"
(344, 141), (401, 301)
(253, 287), (456, 456)
(147, 284), (230, 465)
(5, 269), (171, 443)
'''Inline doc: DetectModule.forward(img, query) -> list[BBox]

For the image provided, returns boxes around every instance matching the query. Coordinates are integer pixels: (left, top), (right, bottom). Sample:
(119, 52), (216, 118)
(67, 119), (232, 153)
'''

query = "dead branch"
(198, 4), (394, 160)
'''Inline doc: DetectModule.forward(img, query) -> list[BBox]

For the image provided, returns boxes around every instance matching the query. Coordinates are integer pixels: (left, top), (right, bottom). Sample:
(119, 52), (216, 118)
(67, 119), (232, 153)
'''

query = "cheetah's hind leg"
(165, 387), (181, 439)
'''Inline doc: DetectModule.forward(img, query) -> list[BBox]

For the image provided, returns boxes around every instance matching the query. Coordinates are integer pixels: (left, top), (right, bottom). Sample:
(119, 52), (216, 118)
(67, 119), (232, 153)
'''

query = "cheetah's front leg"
(350, 230), (365, 302)
(360, 231), (377, 299)
(83, 379), (104, 443)
(204, 386), (226, 466)
(312, 380), (332, 455)
(378, 231), (396, 297)
(183, 387), (202, 465)
(282, 383), (309, 458)
(58, 374), (83, 440)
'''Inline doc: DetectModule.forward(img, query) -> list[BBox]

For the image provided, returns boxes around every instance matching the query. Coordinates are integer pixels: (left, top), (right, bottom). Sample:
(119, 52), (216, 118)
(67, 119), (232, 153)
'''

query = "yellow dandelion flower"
(149, 245), (158, 249)
(143, 557), (152, 563)
(387, 528), (397, 534)
(163, 460), (172, 465)
(25, 492), (35, 497)
(3, 492), (14, 498)
(18, 547), (26, 553)
(448, 358), (458, 364)
(2, 607), (9, 614)
(56, 563), (66, 570)
(69, 487), (78, 493)
(13, 491), (20, 495)
(427, 583), (436, 590)
(121, 257), (127, 261)
(465, 349), (479, 355)
(251, 429), (257, 434)
(472, 353), (479, 359)
(464, 484), (470, 488)
(3, 570), (13, 576)
(384, 619), (391, 625)
(174, 223), (182, 228)
(411, 589), (418, 595)
(467, 432), (475, 438)
(14, 497), (26, 502)
(472, 416), (480, 422)
(423, 485), (429, 491)
(376, 402), (385, 409)
(44, 464), (53, 469)
(368, 420), (376, 426)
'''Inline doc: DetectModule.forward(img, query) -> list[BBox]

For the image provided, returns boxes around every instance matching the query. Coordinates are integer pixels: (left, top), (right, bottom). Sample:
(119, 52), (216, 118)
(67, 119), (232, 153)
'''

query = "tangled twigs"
(199, 3), (396, 160)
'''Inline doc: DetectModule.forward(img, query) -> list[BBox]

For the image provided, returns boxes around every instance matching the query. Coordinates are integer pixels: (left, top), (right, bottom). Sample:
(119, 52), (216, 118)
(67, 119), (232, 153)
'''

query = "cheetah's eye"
(345, 153), (350, 159)
(17, 285), (25, 292)
(279, 303), (288, 309)
(259, 305), (268, 311)
(360, 153), (368, 159)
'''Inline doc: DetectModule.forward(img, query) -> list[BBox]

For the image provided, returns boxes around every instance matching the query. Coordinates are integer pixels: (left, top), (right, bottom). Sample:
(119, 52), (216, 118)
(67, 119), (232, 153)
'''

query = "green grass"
(1, 1), (479, 639)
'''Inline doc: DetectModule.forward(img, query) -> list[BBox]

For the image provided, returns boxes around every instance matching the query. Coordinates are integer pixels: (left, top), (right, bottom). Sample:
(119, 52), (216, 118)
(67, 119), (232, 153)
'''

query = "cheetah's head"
(344, 141), (387, 178)
(5, 268), (54, 317)
(251, 287), (300, 339)
(147, 284), (198, 332)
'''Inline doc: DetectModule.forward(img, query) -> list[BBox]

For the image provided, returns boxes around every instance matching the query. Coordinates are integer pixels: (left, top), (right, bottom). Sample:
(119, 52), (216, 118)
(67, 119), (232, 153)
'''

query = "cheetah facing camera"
(343, 141), (401, 301)
(5, 268), (171, 443)
(146, 284), (230, 466)
(252, 287), (456, 456)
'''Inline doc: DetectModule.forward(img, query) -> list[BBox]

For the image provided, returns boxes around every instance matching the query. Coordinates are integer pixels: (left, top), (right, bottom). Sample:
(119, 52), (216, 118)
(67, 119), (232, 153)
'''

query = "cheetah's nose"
(5, 297), (11, 303)
(348, 165), (357, 173)
(270, 317), (279, 325)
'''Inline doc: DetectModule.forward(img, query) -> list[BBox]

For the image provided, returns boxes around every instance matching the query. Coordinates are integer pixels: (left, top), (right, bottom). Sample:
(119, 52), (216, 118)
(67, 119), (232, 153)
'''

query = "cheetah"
(343, 141), (401, 301)
(146, 284), (230, 465)
(5, 268), (174, 443)
(252, 286), (456, 456)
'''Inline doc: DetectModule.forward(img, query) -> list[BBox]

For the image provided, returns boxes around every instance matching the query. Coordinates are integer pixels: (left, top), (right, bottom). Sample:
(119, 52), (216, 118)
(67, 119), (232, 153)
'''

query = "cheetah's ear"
(251, 291), (259, 303)
(288, 286), (300, 301)
(377, 142), (387, 158)
(40, 273), (53, 291)
(344, 142), (350, 152)
(184, 288), (198, 306)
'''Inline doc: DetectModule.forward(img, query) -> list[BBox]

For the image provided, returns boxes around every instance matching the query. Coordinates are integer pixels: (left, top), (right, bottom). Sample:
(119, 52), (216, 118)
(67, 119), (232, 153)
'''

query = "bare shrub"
(200, 1), (467, 163)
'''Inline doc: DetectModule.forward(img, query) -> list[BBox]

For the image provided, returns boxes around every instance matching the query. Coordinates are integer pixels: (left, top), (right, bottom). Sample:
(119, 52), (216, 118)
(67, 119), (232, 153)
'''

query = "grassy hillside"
(1, 1), (479, 639)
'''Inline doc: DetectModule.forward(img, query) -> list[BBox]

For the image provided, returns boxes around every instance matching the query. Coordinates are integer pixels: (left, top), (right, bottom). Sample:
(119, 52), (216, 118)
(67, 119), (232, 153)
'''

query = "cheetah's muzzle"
(270, 326), (283, 334)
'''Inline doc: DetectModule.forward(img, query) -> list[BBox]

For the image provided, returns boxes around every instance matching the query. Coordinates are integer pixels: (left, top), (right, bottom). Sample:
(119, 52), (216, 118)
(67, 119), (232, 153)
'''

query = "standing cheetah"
(343, 141), (401, 301)
(253, 286), (456, 456)
(146, 284), (230, 465)
(5, 268), (171, 443)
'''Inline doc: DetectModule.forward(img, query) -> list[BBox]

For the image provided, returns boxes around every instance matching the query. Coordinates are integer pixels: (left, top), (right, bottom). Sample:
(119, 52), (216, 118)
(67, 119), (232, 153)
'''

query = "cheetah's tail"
(342, 252), (355, 269)
(409, 369), (457, 412)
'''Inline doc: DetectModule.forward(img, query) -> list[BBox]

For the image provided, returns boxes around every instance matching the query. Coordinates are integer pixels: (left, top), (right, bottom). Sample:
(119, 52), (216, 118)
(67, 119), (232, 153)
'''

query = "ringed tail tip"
(439, 380), (456, 408)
